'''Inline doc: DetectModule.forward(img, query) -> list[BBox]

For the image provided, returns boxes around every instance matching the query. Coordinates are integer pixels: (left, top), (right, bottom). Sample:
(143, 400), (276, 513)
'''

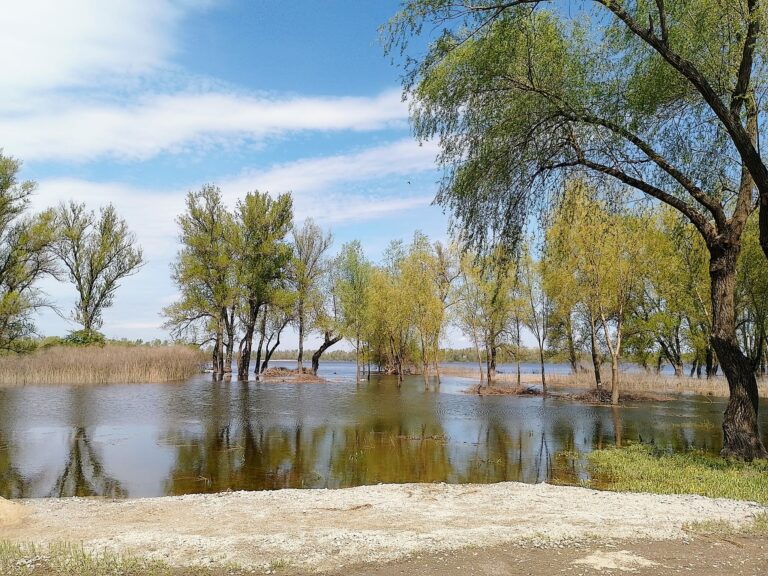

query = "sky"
(1, 0), (462, 348)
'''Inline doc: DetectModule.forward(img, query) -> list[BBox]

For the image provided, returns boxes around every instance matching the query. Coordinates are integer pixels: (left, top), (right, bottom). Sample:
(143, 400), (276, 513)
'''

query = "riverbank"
(2, 481), (765, 574)
(0, 345), (204, 386)
(443, 366), (768, 398)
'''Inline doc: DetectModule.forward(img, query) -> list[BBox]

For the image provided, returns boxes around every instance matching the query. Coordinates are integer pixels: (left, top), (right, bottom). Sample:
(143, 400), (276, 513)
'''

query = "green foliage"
(164, 185), (238, 345)
(290, 219), (333, 365)
(63, 329), (106, 347)
(334, 241), (371, 350)
(0, 152), (58, 353)
(53, 201), (143, 333)
(384, 0), (765, 255)
(587, 444), (768, 505)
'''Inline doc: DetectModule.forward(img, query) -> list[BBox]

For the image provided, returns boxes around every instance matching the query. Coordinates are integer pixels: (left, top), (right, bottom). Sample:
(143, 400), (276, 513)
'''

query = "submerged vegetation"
(0, 345), (203, 386)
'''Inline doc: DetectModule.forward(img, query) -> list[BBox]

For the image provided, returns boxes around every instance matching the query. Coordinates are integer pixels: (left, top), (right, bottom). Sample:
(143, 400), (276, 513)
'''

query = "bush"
(64, 329), (106, 347)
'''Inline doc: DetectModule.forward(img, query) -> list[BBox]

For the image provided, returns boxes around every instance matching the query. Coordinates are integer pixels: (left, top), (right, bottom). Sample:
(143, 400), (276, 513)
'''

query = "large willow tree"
(386, 0), (768, 459)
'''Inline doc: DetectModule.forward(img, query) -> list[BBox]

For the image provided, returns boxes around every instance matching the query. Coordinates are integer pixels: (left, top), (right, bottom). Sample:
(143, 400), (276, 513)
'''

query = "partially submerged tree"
(290, 219), (332, 371)
(235, 191), (293, 379)
(387, 0), (768, 458)
(456, 250), (519, 385)
(53, 201), (143, 339)
(334, 241), (371, 381)
(164, 185), (236, 376)
(0, 153), (58, 352)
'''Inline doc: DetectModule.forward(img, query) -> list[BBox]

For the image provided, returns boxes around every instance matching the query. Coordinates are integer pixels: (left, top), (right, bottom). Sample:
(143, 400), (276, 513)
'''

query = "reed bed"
(442, 365), (768, 398)
(0, 345), (205, 386)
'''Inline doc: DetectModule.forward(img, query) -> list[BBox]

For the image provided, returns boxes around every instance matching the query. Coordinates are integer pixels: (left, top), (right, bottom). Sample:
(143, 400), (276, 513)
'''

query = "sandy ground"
(1, 483), (766, 573)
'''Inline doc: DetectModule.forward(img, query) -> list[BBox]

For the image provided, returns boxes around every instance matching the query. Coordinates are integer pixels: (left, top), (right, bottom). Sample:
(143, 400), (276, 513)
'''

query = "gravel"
(3, 482), (765, 572)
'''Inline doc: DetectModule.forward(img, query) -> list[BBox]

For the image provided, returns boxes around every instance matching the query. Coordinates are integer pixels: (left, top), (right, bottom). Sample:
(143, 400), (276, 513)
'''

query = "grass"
(684, 513), (768, 537)
(0, 345), (205, 386)
(0, 541), (269, 576)
(584, 444), (768, 505)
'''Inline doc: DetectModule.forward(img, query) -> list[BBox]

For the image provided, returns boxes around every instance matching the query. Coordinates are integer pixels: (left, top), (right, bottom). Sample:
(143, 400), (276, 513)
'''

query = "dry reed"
(442, 365), (768, 398)
(0, 345), (205, 386)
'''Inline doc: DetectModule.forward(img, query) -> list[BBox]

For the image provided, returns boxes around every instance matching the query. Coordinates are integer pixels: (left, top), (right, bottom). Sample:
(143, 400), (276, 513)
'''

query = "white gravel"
(3, 483), (765, 572)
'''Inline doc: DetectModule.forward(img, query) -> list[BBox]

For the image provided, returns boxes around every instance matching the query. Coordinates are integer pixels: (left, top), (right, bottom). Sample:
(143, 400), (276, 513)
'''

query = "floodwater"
(0, 361), (765, 498)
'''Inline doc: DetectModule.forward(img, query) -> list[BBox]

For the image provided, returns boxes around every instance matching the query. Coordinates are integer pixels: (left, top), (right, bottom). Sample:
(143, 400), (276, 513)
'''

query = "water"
(0, 361), (764, 498)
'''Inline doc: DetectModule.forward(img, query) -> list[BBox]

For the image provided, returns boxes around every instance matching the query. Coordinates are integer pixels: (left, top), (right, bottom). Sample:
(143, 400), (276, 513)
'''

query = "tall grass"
(0, 345), (205, 386)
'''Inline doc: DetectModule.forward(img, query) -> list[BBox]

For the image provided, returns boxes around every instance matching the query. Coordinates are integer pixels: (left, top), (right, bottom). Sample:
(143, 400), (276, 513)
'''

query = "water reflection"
(0, 362), (764, 498)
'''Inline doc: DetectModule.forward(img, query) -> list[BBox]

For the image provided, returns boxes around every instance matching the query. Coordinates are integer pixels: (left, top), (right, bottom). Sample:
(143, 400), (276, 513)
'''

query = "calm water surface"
(1, 361), (765, 498)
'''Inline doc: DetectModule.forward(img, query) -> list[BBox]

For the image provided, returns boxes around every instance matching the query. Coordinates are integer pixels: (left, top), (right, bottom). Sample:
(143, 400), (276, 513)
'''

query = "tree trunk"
(254, 311), (267, 377)
(213, 318), (224, 376)
(297, 301), (304, 370)
(705, 345), (716, 379)
(590, 313), (602, 390)
(262, 334), (280, 373)
(237, 301), (259, 380)
(709, 242), (767, 460)
(565, 313), (578, 374)
(487, 343), (497, 385)
(223, 306), (235, 374)
(539, 346), (547, 396)
(760, 192), (768, 260)
(311, 332), (342, 375)
(610, 354), (620, 405)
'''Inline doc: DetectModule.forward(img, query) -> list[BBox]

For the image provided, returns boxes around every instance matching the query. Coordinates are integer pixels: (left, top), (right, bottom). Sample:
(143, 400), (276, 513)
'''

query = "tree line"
(0, 152), (143, 351)
(163, 179), (766, 404)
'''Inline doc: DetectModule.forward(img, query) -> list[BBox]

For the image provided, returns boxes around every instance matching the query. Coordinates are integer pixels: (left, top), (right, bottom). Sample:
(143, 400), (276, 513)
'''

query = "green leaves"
(0, 152), (58, 352)
(53, 201), (143, 332)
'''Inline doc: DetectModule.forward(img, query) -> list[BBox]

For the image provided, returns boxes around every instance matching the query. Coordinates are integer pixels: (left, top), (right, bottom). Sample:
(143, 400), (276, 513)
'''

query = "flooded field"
(1, 361), (764, 498)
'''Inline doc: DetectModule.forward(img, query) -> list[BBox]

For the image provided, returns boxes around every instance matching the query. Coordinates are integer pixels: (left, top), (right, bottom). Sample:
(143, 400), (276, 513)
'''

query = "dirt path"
(335, 537), (768, 576)
(2, 483), (765, 573)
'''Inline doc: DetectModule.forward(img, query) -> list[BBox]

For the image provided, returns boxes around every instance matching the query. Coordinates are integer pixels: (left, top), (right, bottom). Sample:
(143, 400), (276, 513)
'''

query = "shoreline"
(441, 366), (768, 399)
(2, 482), (765, 573)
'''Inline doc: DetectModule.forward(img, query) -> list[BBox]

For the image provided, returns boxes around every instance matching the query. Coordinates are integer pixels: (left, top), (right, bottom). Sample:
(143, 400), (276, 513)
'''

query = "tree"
(53, 201), (143, 339)
(164, 185), (236, 376)
(400, 233), (445, 387)
(738, 213), (768, 374)
(387, 1), (768, 458)
(0, 153), (58, 352)
(290, 219), (332, 371)
(234, 191), (293, 379)
(456, 250), (519, 385)
(519, 246), (550, 396)
(334, 241), (371, 381)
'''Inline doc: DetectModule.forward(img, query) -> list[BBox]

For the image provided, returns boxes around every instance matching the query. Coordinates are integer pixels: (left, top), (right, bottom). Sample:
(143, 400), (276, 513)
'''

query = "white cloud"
(0, 0), (204, 99)
(1, 89), (408, 162)
(31, 138), (439, 261)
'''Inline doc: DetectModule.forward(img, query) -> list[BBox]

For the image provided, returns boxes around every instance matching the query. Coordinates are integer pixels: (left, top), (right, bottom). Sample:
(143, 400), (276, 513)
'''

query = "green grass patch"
(0, 541), (255, 576)
(586, 444), (768, 504)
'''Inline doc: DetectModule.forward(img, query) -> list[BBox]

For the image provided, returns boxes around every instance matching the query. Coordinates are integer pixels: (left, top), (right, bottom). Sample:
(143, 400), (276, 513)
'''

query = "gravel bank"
(2, 483), (765, 572)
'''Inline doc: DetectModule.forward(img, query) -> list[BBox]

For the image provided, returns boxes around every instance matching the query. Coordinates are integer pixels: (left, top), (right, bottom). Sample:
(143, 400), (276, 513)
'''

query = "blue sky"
(2, 0), (459, 347)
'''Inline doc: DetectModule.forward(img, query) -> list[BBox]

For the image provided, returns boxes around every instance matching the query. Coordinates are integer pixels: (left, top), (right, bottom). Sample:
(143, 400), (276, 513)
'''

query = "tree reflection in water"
(0, 370), (760, 498)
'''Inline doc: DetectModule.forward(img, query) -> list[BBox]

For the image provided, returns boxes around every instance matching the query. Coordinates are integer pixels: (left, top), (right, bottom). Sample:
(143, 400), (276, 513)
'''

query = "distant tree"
(0, 153), (58, 352)
(519, 247), (550, 396)
(53, 201), (142, 339)
(234, 191), (293, 379)
(164, 185), (236, 376)
(290, 219), (332, 371)
(456, 250), (519, 386)
(334, 241), (371, 381)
